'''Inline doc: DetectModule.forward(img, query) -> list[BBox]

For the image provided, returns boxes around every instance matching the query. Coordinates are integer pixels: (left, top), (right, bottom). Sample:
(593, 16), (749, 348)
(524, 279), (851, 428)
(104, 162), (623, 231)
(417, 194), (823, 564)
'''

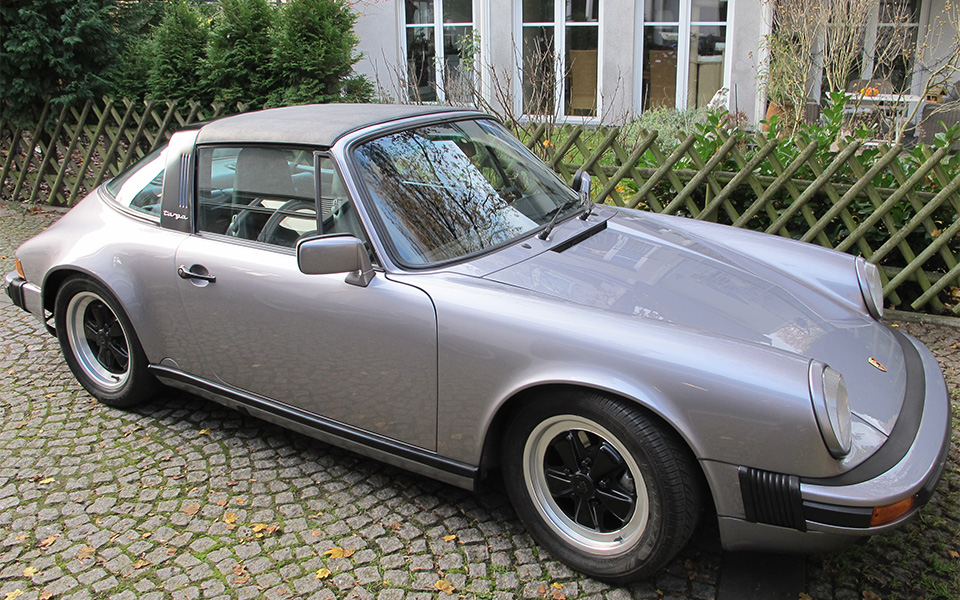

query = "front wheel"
(55, 277), (158, 407)
(502, 390), (701, 582)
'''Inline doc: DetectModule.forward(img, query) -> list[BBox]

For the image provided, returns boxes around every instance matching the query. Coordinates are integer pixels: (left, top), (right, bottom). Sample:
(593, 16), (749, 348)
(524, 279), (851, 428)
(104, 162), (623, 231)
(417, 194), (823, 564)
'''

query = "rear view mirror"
(297, 234), (374, 287)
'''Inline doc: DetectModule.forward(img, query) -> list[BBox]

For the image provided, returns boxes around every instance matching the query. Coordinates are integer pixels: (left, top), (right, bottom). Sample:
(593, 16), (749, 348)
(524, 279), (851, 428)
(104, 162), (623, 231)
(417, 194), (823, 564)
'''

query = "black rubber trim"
(802, 329), (925, 487)
(148, 365), (478, 481)
(802, 500), (873, 528)
(6, 277), (26, 310)
(739, 466), (806, 531)
(550, 220), (607, 253)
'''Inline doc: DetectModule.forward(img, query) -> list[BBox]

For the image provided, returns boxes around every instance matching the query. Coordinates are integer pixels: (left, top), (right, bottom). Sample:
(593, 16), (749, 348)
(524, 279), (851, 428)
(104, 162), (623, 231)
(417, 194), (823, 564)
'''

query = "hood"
(484, 211), (906, 435)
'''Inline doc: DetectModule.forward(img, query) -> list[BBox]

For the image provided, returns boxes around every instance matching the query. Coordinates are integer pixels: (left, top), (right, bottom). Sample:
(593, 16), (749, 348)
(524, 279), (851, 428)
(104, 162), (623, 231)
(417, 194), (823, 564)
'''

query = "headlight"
(856, 257), (884, 320)
(809, 363), (852, 458)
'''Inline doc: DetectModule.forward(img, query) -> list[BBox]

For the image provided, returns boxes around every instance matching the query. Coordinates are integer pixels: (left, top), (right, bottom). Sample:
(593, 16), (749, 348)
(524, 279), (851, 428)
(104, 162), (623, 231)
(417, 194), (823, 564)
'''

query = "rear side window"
(103, 148), (166, 217)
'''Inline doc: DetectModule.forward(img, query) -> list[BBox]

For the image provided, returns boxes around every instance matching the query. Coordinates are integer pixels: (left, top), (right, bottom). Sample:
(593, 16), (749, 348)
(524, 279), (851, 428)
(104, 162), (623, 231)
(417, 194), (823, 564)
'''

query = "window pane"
(566, 26), (598, 115)
(443, 0), (472, 23)
(405, 0), (434, 25)
(407, 27), (438, 102)
(522, 26), (556, 115)
(687, 26), (726, 108)
(645, 0), (680, 22)
(105, 147), (165, 216)
(197, 147), (316, 247)
(523, 0), (553, 23)
(443, 26), (475, 103)
(691, 0), (727, 22)
(643, 26), (679, 109)
(567, 0), (599, 23)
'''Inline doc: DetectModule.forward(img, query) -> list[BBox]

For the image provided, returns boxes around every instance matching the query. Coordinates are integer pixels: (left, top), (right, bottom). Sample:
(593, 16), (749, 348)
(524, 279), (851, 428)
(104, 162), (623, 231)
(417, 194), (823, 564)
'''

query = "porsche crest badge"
(868, 357), (887, 372)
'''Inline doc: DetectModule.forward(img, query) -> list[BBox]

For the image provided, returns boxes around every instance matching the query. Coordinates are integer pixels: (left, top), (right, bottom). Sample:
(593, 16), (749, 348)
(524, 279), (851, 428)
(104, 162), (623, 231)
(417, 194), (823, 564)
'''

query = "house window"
(405, 0), (475, 103)
(521, 0), (601, 118)
(861, 0), (921, 93)
(642, 1), (728, 110)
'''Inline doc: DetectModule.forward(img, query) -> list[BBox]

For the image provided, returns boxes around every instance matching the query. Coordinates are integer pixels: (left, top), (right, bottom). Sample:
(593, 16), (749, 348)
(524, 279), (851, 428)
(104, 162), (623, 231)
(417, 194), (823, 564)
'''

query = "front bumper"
(715, 329), (952, 553)
(4, 271), (44, 322)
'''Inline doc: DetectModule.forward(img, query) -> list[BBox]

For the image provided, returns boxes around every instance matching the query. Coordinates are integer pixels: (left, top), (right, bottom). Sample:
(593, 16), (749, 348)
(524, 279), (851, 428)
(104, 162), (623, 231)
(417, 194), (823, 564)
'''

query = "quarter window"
(103, 147), (166, 217)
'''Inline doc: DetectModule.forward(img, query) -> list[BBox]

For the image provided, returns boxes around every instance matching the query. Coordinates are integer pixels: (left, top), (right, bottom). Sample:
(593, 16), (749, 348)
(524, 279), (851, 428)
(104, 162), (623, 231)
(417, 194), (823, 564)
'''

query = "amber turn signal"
(15, 257), (25, 279)
(870, 496), (915, 526)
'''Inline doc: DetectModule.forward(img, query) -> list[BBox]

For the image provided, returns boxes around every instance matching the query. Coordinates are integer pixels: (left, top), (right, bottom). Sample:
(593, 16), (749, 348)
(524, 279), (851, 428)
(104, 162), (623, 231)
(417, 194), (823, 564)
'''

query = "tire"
(54, 276), (159, 408)
(501, 390), (701, 583)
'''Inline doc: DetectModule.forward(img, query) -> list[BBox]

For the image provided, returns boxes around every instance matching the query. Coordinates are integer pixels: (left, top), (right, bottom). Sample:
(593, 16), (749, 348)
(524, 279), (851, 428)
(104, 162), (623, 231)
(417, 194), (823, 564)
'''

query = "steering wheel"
(226, 198), (265, 238)
(257, 200), (317, 247)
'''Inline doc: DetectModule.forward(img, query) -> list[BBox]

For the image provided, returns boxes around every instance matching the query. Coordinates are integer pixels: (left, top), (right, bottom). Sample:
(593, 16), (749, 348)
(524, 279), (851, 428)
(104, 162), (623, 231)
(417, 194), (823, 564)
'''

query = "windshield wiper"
(538, 195), (586, 241)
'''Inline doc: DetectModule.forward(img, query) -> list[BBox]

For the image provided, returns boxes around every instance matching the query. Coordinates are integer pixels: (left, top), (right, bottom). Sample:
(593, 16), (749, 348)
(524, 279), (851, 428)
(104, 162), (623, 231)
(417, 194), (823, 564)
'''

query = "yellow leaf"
(434, 580), (456, 594)
(552, 583), (563, 589)
(199, 429), (210, 435)
(949, 549), (959, 559)
(442, 535), (457, 542)
(311, 530), (323, 537)
(323, 547), (345, 559)
(14, 534), (27, 542)
(235, 497), (246, 504)
(132, 559), (150, 569)
(37, 478), (55, 485)
(4, 590), (23, 600)
(23, 567), (39, 577)
(141, 532), (151, 539)
(251, 523), (269, 533)
(183, 504), (200, 516)
(38, 535), (58, 548)
(77, 546), (95, 561)
(224, 512), (238, 524)
(315, 568), (332, 579)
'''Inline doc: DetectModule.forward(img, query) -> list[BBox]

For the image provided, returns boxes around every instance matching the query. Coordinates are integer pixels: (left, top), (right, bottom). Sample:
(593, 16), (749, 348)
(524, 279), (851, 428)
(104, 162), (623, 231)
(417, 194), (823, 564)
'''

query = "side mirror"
(297, 234), (375, 287)
(572, 169), (593, 219)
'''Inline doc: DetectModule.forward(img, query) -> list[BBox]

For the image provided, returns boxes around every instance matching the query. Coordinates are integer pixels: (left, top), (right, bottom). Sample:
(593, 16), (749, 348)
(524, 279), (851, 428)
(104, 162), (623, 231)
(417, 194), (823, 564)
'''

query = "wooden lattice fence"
(0, 98), (246, 209)
(1, 101), (958, 315)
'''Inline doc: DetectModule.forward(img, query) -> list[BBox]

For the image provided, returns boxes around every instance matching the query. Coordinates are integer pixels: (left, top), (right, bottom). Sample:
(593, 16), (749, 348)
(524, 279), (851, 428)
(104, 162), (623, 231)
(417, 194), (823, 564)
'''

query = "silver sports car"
(5, 105), (950, 582)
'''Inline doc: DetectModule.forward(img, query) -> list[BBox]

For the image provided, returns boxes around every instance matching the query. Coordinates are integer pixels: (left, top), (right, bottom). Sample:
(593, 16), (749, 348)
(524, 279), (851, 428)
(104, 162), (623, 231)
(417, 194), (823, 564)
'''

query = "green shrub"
(204, 0), (275, 108)
(0, 0), (120, 125)
(620, 107), (712, 153)
(268, 0), (372, 106)
(146, 1), (212, 104)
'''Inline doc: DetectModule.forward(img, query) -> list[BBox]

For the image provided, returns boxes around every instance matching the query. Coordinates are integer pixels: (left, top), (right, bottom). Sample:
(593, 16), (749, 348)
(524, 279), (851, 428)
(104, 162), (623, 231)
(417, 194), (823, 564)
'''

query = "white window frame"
(400, 1), (478, 103)
(636, 0), (734, 113)
(515, 0), (604, 122)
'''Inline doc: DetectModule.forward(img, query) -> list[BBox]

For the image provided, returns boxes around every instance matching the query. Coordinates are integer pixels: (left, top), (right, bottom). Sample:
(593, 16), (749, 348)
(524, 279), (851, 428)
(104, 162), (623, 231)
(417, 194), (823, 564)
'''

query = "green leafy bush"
(203, 0), (275, 108)
(0, 0), (120, 125)
(147, 1), (212, 105)
(268, 0), (373, 106)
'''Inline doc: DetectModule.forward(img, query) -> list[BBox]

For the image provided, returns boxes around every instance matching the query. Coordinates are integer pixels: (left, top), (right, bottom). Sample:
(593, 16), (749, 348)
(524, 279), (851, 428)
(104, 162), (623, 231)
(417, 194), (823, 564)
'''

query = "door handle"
(178, 265), (216, 282)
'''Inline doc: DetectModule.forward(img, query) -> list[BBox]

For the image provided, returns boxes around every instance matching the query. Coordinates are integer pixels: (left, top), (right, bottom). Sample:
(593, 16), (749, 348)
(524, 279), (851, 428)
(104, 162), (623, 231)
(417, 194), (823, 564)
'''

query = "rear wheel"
(502, 390), (701, 582)
(55, 277), (158, 407)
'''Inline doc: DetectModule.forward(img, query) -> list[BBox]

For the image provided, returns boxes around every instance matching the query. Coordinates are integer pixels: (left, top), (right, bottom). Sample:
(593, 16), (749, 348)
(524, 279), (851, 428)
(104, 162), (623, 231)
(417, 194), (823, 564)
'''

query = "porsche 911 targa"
(5, 104), (950, 582)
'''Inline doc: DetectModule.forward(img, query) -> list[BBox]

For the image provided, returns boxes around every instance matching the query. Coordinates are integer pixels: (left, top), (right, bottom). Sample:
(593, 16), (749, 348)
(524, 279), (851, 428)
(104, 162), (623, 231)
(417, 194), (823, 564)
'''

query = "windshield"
(352, 119), (579, 266)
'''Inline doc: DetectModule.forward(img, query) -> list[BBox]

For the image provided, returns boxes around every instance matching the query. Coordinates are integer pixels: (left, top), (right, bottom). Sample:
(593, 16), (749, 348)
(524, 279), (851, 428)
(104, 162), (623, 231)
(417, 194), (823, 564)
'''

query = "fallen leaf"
(77, 546), (95, 561)
(323, 547), (346, 559)
(434, 580), (456, 594)
(442, 534), (456, 542)
(166, 548), (176, 556)
(4, 590), (23, 600)
(39, 591), (52, 600)
(23, 566), (39, 577)
(552, 583), (563, 589)
(315, 568), (332, 579)
(199, 429), (210, 435)
(311, 530), (323, 537)
(550, 591), (566, 600)
(14, 534), (27, 542)
(232, 564), (245, 576)
(38, 535), (58, 548)
(44, 393), (55, 399)
(234, 497), (246, 505)
(251, 523), (269, 533)
(224, 512), (238, 524)
(141, 532), (151, 539)
(216, 500), (227, 506)
(949, 549), (959, 559)
(37, 478), (55, 485)
(538, 584), (548, 595)
(132, 559), (150, 569)
(799, 594), (814, 600)
(183, 504), (200, 516)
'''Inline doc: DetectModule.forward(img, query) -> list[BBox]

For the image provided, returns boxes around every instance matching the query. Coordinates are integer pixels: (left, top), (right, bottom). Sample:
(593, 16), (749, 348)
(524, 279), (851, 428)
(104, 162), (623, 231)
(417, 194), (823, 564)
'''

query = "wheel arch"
(477, 382), (713, 511)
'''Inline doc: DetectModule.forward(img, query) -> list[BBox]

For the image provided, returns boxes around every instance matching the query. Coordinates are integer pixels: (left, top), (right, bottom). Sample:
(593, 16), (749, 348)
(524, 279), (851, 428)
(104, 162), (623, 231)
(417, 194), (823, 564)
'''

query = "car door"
(174, 146), (439, 450)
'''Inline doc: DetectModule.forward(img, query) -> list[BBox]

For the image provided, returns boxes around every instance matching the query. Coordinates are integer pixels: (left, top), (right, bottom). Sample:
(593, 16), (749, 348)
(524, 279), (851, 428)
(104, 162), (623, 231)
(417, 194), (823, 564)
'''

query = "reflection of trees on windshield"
(355, 120), (566, 264)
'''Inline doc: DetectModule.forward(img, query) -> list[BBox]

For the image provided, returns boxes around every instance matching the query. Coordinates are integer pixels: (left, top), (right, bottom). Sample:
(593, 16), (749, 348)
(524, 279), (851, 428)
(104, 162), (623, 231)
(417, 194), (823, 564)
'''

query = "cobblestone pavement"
(1, 202), (957, 600)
